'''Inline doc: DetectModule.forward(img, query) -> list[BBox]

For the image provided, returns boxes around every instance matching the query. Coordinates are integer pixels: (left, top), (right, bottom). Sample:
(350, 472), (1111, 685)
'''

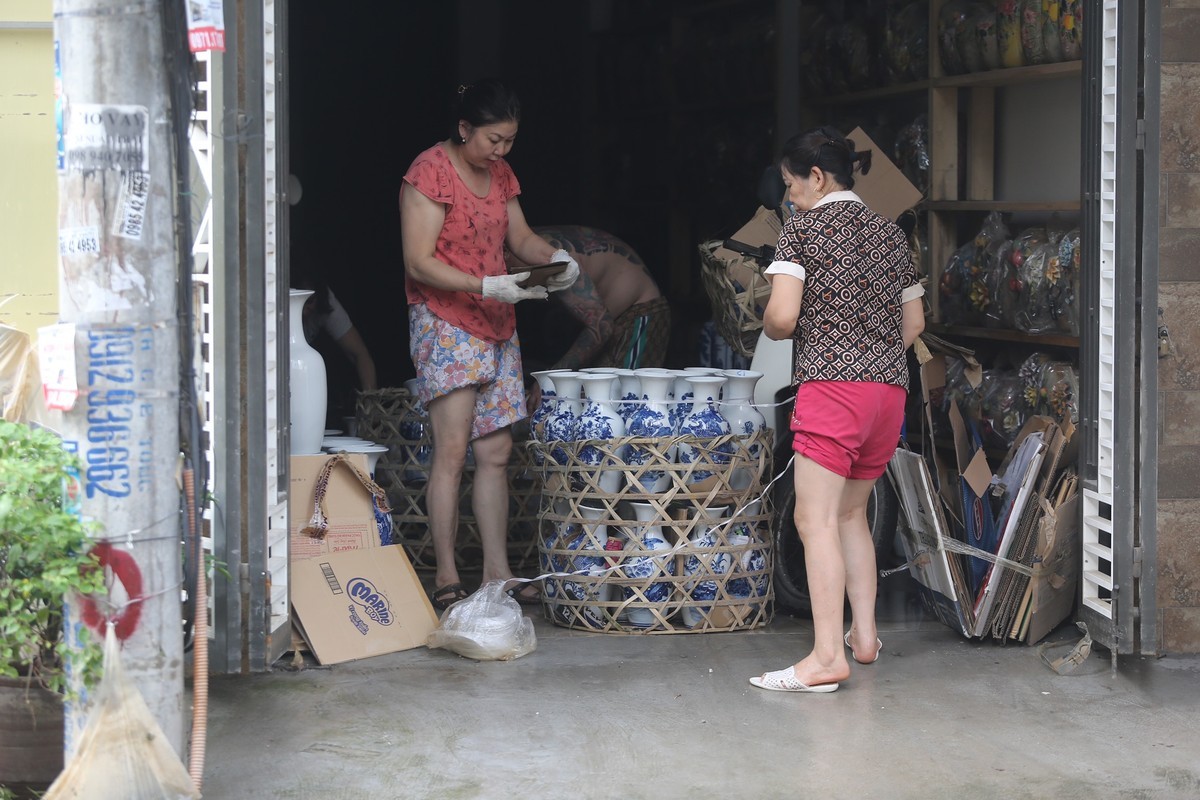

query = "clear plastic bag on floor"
(427, 580), (537, 661)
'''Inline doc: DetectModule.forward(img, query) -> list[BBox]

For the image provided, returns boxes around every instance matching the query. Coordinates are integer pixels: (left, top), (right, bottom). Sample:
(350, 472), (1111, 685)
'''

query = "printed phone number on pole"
(112, 171), (150, 241)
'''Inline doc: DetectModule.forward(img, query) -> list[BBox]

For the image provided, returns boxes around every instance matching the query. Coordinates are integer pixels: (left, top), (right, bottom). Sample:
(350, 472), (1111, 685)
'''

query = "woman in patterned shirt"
(750, 127), (925, 693)
(400, 80), (580, 610)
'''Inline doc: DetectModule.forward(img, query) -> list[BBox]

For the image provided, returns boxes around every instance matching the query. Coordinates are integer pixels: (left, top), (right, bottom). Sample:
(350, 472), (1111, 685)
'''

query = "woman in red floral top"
(750, 127), (925, 693)
(400, 80), (580, 610)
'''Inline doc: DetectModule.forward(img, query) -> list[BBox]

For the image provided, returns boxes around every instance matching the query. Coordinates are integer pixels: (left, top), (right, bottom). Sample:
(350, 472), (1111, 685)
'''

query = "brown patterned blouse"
(774, 195), (921, 390)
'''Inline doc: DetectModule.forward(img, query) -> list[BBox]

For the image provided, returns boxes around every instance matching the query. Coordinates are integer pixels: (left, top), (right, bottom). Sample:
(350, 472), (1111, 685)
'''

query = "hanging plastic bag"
(44, 623), (200, 800)
(427, 580), (537, 661)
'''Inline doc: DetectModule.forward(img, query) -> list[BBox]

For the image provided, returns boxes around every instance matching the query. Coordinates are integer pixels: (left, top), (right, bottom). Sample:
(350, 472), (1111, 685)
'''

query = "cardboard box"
(710, 126), (923, 306)
(290, 544), (439, 664)
(289, 453), (383, 561)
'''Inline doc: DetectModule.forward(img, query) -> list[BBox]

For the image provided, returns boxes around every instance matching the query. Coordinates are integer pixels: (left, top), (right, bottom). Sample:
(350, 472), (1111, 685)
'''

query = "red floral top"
(402, 143), (522, 342)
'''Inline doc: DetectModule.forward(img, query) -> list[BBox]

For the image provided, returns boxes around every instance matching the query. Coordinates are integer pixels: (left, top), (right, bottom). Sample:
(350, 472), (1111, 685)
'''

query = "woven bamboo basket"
(356, 388), (540, 571)
(528, 430), (774, 633)
(698, 239), (773, 360)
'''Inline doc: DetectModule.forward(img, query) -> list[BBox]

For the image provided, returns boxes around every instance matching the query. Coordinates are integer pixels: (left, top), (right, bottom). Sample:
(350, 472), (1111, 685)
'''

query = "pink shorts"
(789, 381), (906, 480)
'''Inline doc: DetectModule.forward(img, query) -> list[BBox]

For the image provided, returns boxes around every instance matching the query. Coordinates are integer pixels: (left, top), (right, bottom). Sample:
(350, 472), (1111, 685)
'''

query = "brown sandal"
(506, 582), (541, 606)
(430, 583), (468, 610)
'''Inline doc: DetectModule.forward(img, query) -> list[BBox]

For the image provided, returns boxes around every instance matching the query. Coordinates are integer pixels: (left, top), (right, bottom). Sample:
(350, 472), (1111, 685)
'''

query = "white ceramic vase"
(622, 501), (676, 628)
(727, 499), (769, 600)
(561, 504), (610, 629)
(625, 369), (676, 493)
(529, 370), (559, 466)
(720, 369), (767, 491)
(576, 374), (626, 494)
(612, 368), (642, 429)
(677, 375), (733, 484)
(681, 506), (731, 629)
(399, 378), (432, 484)
(543, 371), (584, 477)
(289, 289), (328, 455)
(335, 441), (393, 546)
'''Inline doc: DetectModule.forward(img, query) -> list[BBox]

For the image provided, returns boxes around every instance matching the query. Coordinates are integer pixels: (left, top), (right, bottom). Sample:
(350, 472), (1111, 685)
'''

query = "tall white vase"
(543, 371), (584, 476)
(612, 369), (642, 429)
(622, 501), (676, 628)
(576, 374), (626, 494)
(626, 369), (676, 493)
(562, 504), (610, 629)
(720, 369), (767, 491)
(681, 506), (731, 629)
(677, 375), (733, 484)
(336, 442), (393, 546)
(728, 498), (768, 601)
(289, 289), (328, 455)
(529, 370), (559, 465)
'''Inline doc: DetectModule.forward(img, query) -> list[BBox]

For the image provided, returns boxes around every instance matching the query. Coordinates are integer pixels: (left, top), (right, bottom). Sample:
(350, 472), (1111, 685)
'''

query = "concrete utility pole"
(53, 0), (185, 756)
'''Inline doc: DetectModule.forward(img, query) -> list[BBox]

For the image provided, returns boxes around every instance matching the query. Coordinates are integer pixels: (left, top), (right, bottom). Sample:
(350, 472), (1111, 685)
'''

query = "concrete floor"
(203, 577), (1200, 800)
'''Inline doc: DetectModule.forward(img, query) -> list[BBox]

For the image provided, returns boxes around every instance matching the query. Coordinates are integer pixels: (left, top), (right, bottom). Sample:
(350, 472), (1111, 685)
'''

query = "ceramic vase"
(289, 289), (328, 455)
(669, 371), (694, 433)
(622, 501), (676, 628)
(543, 371), (584, 479)
(727, 499), (769, 600)
(720, 369), (767, 491)
(681, 506), (731, 629)
(677, 375), (733, 484)
(400, 378), (432, 485)
(529, 370), (559, 465)
(335, 442), (394, 546)
(625, 369), (677, 493)
(612, 369), (642, 429)
(561, 504), (610, 629)
(576, 374), (626, 494)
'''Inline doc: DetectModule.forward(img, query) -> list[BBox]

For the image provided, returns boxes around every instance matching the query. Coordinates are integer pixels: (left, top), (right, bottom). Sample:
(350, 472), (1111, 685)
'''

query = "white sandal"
(843, 630), (883, 665)
(749, 666), (840, 693)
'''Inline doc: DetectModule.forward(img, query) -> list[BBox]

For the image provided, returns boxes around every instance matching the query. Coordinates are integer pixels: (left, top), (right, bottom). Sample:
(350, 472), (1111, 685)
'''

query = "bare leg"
(841, 478), (881, 662)
(470, 427), (518, 586)
(426, 387), (476, 591)
(789, 453), (852, 686)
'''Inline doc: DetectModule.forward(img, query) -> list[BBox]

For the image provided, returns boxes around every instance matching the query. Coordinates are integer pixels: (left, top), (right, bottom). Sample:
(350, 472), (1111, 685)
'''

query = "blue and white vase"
(336, 442), (393, 546)
(561, 504), (610, 628)
(681, 506), (731, 629)
(622, 501), (676, 628)
(625, 369), (677, 494)
(543, 371), (584, 478)
(719, 369), (767, 491)
(529, 370), (559, 465)
(400, 378), (432, 484)
(612, 369), (642, 429)
(669, 371), (694, 433)
(677, 375), (733, 484)
(576, 374), (626, 494)
(727, 499), (769, 601)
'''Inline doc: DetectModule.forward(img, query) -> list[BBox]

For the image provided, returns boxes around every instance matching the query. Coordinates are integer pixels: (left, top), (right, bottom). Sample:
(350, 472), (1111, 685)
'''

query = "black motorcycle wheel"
(770, 444), (901, 614)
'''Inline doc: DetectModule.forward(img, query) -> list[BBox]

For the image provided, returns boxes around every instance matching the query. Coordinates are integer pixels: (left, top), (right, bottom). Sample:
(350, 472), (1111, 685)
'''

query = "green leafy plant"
(0, 420), (106, 694)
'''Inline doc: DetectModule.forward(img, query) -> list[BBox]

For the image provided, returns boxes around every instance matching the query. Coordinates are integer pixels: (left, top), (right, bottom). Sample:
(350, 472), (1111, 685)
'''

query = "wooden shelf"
(925, 323), (1080, 349)
(812, 80), (932, 105)
(932, 59), (1082, 89)
(927, 200), (1082, 213)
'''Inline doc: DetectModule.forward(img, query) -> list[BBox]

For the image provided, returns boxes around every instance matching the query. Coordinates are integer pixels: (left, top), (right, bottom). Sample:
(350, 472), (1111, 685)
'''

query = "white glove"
(482, 272), (548, 304)
(545, 249), (580, 292)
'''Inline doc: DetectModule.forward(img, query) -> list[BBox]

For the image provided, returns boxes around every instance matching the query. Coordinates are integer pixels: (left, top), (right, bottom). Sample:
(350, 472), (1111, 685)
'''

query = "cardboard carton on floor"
(290, 544), (438, 665)
(289, 453), (382, 561)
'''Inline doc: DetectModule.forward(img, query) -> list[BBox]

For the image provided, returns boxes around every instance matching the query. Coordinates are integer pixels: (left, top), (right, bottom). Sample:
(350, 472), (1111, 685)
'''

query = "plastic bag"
(895, 115), (930, 195)
(938, 1), (971, 75)
(884, 0), (928, 84)
(1058, 0), (1083, 62)
(426, 580), (537, 661)
(44, 623), (199, 799)
(997, 0), (1024, 68)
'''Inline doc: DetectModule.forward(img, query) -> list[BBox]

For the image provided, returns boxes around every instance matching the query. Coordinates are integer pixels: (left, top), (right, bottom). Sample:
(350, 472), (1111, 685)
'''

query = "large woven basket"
(698, 239), (773, 360)
(527, 430), (774, 634)
(356, 388), (540, 571)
